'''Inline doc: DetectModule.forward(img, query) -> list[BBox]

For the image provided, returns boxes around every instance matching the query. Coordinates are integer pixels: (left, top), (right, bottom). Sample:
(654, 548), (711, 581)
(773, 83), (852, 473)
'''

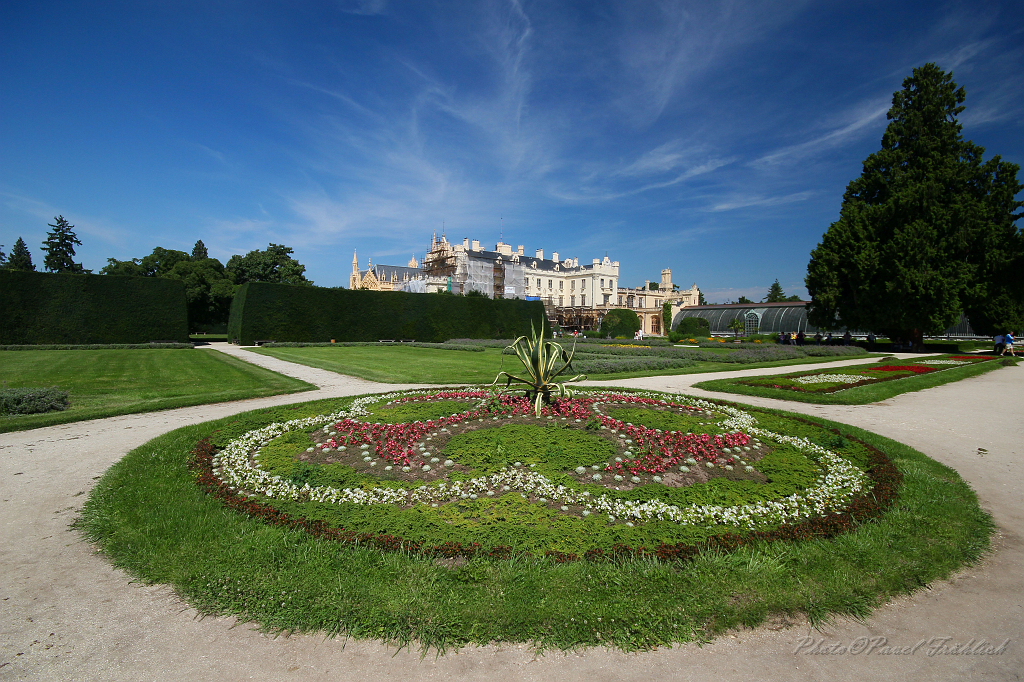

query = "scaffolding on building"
(421, 234), (457, 279)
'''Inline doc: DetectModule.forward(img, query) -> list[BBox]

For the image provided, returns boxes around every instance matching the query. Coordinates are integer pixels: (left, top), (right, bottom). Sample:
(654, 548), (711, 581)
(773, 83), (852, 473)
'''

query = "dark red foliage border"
(187, 405), (902, 564)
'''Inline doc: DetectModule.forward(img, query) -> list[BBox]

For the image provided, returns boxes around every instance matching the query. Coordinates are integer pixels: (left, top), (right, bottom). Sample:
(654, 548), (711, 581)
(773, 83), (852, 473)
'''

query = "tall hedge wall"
(227, 283), (546, 345)
(0, 270), (189, 344)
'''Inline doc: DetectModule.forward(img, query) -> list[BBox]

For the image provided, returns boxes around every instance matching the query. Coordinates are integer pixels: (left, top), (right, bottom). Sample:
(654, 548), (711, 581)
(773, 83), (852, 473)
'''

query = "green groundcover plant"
(0, 386), (70, 414)
(80, 389), (992, 652)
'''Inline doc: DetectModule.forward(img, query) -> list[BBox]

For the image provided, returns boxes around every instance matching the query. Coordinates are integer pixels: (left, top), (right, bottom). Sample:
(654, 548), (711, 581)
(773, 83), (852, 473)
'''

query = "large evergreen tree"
(7, 237), (36, 271)
(42, 215), (86, 273)
(806, 64), (1023, 343)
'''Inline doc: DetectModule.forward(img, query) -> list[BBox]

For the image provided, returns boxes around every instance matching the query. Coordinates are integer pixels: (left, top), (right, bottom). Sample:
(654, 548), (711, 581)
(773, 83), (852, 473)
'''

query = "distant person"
(796, 331), (805, 346)
(779, 332), (785, 345)
(843, 331), (852, 346)
(790, 332), (797, 345)
(825, 332), (833, 345)
(1002, 332), (1015, 357)
(994, 333), (1004, 354)
(867, 332), (876, 352)
(814, 332), (822, 346)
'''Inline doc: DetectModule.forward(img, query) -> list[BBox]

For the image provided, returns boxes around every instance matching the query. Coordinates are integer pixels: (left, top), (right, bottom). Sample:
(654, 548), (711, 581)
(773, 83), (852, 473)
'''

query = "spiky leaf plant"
(491, 318), (586, 416)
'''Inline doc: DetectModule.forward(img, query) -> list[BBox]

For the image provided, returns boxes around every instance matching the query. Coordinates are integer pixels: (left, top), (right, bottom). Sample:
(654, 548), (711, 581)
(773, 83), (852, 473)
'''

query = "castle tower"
(660, 268), (673, 292)
(350, 249), (360, 289)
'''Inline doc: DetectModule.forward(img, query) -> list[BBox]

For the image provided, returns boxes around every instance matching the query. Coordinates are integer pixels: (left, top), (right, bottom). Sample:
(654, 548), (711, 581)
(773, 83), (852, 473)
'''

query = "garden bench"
(253, 340), (276, 346)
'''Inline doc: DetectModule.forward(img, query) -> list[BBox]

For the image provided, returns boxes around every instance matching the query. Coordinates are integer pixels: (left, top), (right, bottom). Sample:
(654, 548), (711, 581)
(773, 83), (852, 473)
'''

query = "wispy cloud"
(751, 100), (889, 167)
(707, 190), (813, 212)
(338, 0), (387, 16)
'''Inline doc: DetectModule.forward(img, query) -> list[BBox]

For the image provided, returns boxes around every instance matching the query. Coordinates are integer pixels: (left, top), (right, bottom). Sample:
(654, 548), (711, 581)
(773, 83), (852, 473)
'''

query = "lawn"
(248, 344), (877, 383)
(694, 355), (1012, 405)
(0, 349), (314, 432)
(79, 391), (993, 653)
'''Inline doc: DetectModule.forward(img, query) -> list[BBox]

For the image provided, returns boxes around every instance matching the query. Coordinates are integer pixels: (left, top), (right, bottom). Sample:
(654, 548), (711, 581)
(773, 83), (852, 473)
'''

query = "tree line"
(1, 219), (311, 331)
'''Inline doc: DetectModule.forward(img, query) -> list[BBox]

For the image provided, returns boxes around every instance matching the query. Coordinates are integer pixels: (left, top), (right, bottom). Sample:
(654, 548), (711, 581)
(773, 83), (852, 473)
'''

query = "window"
(581, 279), (585, 289)
(581, 294), (585, 306)
(559, 296), (564, 306)
(570, 280), (575, 290)
(600, 278), (604, 288)
(744, 311), (760, 335)
(548, 280), (552, 289)
(536, 278), (541, 289)
(570, 295), (576, 306)
(559, 281), (564, 291)
(618, 296), (623, 305)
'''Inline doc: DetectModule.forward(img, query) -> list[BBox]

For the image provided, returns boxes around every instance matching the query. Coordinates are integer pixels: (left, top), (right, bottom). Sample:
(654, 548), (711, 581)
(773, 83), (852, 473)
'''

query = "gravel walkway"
(1, 346), (1020, 681)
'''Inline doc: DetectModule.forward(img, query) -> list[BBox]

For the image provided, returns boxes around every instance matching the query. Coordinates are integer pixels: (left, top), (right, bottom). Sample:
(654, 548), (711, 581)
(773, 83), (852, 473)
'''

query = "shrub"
(0, 387), (70, 415)
(599, 308), (641, 339)
(674, 316), (710, 336)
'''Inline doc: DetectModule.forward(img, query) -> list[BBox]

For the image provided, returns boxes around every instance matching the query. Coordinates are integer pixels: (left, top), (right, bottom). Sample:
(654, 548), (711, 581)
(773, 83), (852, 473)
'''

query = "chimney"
(463, 237), (470, 248)
(593, 258), (600, 265)
(573, 257), (578, 268)
(552, 252), (559, 262)
(472, 240), (481, 251)
(517, 245), (524, 255)
(536, 249), (544, 260)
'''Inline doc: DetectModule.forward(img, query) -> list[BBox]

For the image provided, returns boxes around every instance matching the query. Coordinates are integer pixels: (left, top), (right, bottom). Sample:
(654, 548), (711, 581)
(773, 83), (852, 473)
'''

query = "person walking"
(867, 332), (876, 352)
(843, 331), (852, 346)
(994, 333), (1004, 355)
(1002, 332), (1015, 357)
(814, 331), (822, 346)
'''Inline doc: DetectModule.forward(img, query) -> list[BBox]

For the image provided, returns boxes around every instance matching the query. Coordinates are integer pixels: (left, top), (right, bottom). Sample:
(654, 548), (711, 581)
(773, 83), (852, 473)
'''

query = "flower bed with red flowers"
(190, 387), (897, 561)
(736, 354), (996, 394)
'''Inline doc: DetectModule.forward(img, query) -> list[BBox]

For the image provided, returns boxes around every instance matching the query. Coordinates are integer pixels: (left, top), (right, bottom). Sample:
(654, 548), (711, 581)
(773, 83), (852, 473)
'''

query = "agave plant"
(491, 318), (586, 416)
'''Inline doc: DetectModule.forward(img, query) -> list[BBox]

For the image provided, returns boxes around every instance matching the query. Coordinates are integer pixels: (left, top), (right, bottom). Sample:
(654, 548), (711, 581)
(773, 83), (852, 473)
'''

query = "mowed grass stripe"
(0, 349), (314, 432)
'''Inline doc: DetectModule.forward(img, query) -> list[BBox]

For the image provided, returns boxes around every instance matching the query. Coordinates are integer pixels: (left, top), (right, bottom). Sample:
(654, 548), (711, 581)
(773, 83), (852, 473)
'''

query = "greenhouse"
(671, 302), (980, 338)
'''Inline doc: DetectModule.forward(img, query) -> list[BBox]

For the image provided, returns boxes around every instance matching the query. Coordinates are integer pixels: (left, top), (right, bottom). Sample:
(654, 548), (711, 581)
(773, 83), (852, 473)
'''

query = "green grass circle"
(80, 392), (993, 653)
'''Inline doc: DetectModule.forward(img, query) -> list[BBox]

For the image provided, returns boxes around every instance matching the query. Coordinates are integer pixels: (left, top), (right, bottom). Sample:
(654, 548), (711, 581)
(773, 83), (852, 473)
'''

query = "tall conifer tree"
(7, 237), (36, 271)
(42, 215), (85, 273)
(806, 63), (1023, 343)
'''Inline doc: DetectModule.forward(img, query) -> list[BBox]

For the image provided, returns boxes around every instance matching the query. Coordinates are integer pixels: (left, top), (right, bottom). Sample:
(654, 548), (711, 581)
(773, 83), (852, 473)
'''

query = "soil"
(1, 345), (1021, 681)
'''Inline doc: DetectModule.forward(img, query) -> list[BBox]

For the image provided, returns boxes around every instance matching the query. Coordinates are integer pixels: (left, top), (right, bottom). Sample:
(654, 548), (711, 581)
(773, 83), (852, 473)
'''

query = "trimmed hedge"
(227, 283), (546, 345)
(0, 343), (194, 350)
(0, 271), (189, 344)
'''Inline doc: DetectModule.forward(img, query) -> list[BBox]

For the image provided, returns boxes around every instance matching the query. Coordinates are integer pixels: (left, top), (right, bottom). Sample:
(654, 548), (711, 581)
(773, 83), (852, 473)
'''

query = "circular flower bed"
(194, 388), (896, 559)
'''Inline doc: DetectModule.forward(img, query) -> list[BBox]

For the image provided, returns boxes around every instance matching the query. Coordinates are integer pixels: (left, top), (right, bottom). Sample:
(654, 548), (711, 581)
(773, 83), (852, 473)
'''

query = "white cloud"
(708, 190), (813, 212)
(751, 100), (889, 167)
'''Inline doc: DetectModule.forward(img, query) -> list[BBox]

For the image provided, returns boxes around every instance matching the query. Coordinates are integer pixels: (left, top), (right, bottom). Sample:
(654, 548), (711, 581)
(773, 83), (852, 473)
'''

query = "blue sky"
(2, 1), (1022, 302)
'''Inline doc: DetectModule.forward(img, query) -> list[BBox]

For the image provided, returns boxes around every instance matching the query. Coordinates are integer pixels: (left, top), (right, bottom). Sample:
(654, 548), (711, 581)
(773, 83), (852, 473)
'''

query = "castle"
(350, 234), (699, 336)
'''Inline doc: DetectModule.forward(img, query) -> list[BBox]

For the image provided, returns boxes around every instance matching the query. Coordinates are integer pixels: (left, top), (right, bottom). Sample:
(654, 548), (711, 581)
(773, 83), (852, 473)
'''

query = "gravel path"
(1, 346), (1020, 681)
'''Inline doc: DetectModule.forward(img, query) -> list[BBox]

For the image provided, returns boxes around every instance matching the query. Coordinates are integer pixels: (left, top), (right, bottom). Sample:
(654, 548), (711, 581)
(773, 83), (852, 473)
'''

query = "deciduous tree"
(226, 243), (312, 286)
